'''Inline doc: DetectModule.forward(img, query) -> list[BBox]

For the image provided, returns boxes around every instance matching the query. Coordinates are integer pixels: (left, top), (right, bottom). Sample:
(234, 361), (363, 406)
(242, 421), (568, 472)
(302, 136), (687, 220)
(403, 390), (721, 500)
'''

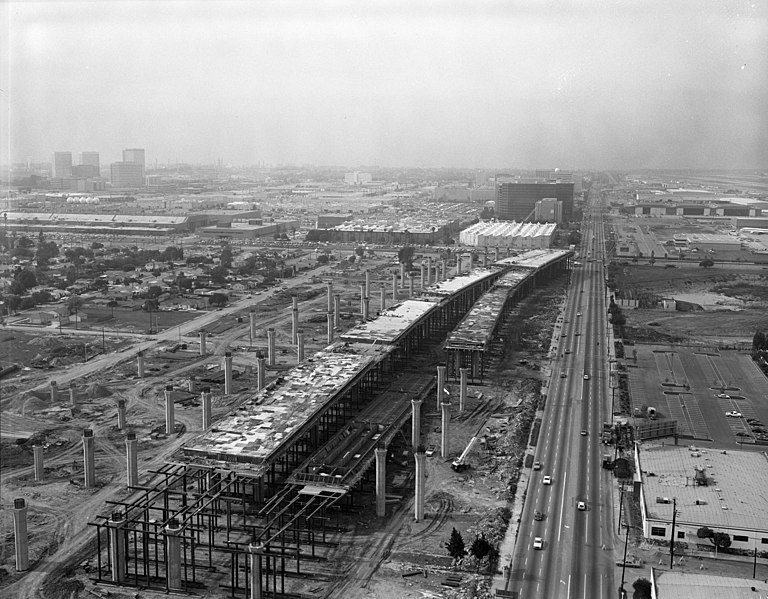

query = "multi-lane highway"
(506, 199), (617, 598)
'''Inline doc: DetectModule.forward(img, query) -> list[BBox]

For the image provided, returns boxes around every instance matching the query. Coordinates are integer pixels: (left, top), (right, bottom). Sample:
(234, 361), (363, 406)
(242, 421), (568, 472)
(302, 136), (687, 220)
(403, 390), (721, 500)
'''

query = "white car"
(542, 475), (552, 485)
(577, 312), (582, 317)
(583, 374), (590, 380)
(717, 394), (730, 399)
(726, 411), (743, 418)
(577, 501), (586, 511)
(533, 537), (543, 550)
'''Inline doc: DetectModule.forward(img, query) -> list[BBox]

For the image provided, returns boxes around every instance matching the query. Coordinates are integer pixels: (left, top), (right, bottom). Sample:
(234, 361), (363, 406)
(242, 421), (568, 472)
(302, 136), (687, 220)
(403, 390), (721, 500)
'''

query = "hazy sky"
(2, 0), (766, 170)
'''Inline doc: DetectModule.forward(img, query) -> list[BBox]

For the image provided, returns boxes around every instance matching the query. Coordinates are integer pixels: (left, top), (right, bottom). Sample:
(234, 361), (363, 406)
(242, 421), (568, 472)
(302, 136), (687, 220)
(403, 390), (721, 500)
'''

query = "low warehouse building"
(634, 444), (768, 551)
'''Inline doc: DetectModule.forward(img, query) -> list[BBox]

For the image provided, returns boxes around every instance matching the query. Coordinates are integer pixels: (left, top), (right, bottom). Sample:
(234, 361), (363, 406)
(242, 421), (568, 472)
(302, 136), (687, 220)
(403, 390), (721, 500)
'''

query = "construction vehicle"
(452, 436), (479, 471)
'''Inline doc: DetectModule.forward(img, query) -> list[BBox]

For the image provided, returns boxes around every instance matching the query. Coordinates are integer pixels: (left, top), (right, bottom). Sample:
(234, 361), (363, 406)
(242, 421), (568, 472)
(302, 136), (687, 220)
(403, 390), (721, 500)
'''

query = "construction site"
(1, 249), (573, 599)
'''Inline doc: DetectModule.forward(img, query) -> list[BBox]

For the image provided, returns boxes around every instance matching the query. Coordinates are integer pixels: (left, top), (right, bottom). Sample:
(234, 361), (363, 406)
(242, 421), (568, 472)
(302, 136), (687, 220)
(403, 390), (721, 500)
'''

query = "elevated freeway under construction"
(86, 249), (572, 597)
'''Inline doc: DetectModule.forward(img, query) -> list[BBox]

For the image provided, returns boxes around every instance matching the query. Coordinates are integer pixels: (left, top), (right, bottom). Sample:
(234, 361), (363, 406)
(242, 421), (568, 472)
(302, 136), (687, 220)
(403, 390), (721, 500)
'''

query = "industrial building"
(1, 211), (189, 236)
(458, 221), (557, 249)
(495, 180), (574, 223)
(197, 219), (300, 241)
(634, 444), (768, 551)
(81, 249), (572, 597)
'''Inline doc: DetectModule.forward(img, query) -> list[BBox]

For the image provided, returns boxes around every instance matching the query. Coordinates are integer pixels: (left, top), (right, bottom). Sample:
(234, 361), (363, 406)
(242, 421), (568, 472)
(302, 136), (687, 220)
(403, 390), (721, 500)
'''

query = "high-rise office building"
(496, 180), (574, 222)
(123, 148), (145, 166)
(53, 152), (72, 178)
(534, 198), (563, 223)
(110, 162), (145, 188)
(80, 151), (100, 168)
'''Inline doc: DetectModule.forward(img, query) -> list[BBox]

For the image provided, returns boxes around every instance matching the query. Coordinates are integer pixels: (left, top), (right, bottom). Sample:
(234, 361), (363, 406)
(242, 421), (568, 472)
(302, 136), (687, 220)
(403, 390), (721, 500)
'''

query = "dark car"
(534, 510), (544, 521)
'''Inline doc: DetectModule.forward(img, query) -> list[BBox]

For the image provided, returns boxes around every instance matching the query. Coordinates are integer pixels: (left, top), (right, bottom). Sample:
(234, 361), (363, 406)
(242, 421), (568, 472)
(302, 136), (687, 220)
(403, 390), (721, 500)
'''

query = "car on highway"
(533, 461), (542, 471)
(577, 501), (586, 511)
(725, 411), (743, 418)
(580, 429), (588, 436)
(577, 312), (582, 317)
(583, 374), (590, 380)
(534, 510), (544, 521)
(565, 349), (571, 354)
(560, 372), (567, 378)
(736, 432), (751, 437)
(542, 475), (552, 485)
(533, 537), (543, 550)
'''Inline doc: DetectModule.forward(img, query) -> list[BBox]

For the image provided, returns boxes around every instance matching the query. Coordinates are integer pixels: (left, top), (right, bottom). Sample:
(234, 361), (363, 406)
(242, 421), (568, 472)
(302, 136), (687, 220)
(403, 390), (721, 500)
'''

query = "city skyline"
(2, 0), (767, 170)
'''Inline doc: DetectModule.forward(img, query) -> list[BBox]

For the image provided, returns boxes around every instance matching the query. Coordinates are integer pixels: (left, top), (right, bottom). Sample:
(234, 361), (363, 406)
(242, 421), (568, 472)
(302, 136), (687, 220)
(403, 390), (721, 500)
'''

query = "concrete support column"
(392, 274), (398, 301)
(199, 330), (207, 356)
(426, 257), (433, 284)
(137, 351), (145, 378)
(436, 365), (446, 410)
(459, 367), (469, 413)
(327, 312), (334, 344)
(326, 282), (333, 313)
(201, 389), (212, 430)
(248, 543), (264, 599)
(441, 259), (447, 280)
(117, 398), (127, 430)
(69, 381), (77, 406)
(414, 452), (426, 522)
(333, 294), (341, 328)
(296, 330), (305, 363)
(365, 270), (371, 299)
(359, 284), (365, 315)
(249, 311), (257, 343)
(411, 399), (422, 449)
(291, 296), (299, 344)
(125, 431), (138, 488)
(482, 251), (488, 268)
(256, 357), (266, 391)
(399, 262), (405, 288)
(380, 285), (386, 311)
(420, 263), (425, 289)
(108, 511), (127, 583)
(33, 445), (44, 482)
(362, 297), (369, 321)
(82, 428), (95, 488)
(408, 274), (414, 298)
(224, 351), (233, 395)
(267, 328), (276, 366)
(441, 402), (451, 459)
(494, 247), (499, 261)
(50, 380), (59, 402)
(188, 376), (196, 393)
(165, 519), (183, 591)
(164, 385), (175, 434)
(457, 255), (462, 275)
(13, 498), (29, 571)
(374, 447), (387, 518)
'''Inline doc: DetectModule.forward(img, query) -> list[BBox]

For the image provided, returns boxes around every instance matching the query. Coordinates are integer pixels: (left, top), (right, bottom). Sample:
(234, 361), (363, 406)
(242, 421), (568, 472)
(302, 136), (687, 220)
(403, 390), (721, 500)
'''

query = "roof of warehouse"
(640, 444), (768, 533)
(3, 211), (188, 224)
(654, 572), (768, 599)
(181, 343), (392, 471)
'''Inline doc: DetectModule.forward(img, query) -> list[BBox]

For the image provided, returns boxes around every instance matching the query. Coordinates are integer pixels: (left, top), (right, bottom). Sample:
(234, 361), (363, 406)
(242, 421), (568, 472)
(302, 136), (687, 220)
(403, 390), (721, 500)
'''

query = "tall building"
(110, 162), (145, 188)
(53, 152), (72, 178)
(80, 151), (100, 168)
(496, 180), (574, 222)
(534, 198), (563, 223)
(123, 148), (145, 166)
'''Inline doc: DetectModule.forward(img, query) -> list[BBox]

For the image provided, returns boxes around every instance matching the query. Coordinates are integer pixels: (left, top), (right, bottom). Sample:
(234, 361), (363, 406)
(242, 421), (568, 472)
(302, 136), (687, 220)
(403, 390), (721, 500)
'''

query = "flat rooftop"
(495, 248), (572, 269)
(654, 572), (768, 599)
(444, 269), (531, 351)
(181, 343), (392, 474)
(340, 300), (436, 344)
(640, 444), (768, 532)
(3, 211), (188, 225)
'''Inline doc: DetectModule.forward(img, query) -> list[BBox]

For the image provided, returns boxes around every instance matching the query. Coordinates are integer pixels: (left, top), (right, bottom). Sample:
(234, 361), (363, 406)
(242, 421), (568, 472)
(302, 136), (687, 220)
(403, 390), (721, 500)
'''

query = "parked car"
(725, 411), (743, 418)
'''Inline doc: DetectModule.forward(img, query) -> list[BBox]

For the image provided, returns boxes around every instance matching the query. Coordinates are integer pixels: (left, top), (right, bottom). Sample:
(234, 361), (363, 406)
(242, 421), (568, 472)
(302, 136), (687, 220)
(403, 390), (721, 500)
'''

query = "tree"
(445, 528), (466, 560)
(147, 285), (163, 299)
(210, 265), (229, 286)
(699, 257), (714, 268)
(753, 330), (766, 352)
(355, 246), (365, 258)
(17, 236), (34, 249)
(36, 240), (59, 266)
(220, 245), (233, 268)
(712, 531), (732, 550)
(469, 534), (493, 560)
(209, 292), (228, 307)
(107, 299), (118, 319)
(632, 577), (652, 599)
(398, 245), (415, 268)
(316, 254), (329, 265)
(15, 269), (37, 290)
(347, 255), (356, 264)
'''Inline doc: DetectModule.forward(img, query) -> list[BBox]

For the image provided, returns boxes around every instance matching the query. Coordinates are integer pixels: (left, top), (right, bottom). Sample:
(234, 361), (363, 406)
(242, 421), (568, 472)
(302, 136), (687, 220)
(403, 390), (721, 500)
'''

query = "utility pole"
(670, 497), (677, 569)
(617, 484), (625, 534)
